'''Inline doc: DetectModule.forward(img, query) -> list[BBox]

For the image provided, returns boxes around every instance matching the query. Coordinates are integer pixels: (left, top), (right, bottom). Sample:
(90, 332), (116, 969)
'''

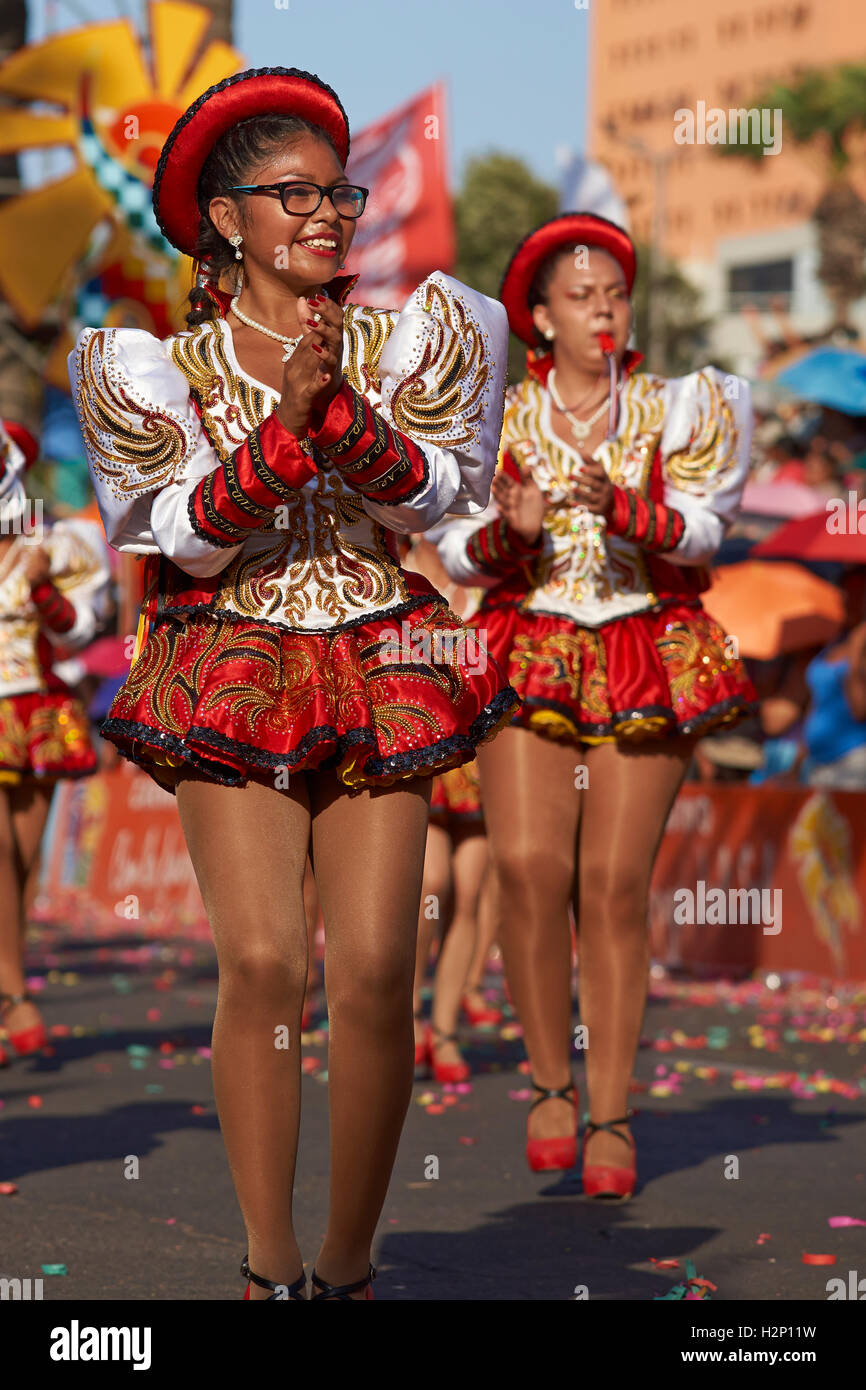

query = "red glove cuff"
(605, 484), (685, 552)
(31, 580), (76, 633)
(307, 381), (430, 505)
(188, 412), (317, 547)
(467, 516), (542, 576)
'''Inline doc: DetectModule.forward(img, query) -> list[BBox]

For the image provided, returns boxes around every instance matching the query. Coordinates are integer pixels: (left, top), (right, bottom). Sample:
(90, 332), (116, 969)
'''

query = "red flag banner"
(345, 82), (455, 310)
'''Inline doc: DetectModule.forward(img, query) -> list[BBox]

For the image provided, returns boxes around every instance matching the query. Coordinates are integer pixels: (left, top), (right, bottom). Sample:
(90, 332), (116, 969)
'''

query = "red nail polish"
(306, 318), (319, 326)
(312, 343), (323, 354)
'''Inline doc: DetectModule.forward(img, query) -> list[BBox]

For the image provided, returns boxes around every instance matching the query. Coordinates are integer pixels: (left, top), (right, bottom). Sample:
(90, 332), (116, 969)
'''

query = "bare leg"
(430, 827), (487, 1068)
(413, 824), (452, 1052)
(477, 728), (581, 1141)
(463, 849), (499, 1004)
(308, 774), (431, 1298)
(11, 780), (53, 925)
(175, 771), (311, 1299)
(0, 781), (52, 1036)
(576, 738), (693, 1169)
(0, 788), (26, 1004)
(303, 857), (320, 1009)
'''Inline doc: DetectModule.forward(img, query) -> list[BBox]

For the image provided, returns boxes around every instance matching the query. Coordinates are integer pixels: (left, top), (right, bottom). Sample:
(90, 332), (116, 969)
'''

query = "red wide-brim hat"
(3, 420), (39, 468)
(153, 66), (351, 258)
(500, 212), (637, 346)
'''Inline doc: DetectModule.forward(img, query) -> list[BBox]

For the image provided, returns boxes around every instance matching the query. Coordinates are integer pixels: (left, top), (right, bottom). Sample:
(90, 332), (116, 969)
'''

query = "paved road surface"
(2, 924), (865, 1301)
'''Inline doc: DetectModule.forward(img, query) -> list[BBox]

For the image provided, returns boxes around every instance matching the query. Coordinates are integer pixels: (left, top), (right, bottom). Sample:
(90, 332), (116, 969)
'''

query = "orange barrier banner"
(649, 785), (866, 979)
(35, 760), (209, 939)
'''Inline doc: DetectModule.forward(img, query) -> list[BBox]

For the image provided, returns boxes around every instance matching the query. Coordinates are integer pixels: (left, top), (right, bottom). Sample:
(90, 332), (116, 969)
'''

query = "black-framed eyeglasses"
(229, 180), (369, 219)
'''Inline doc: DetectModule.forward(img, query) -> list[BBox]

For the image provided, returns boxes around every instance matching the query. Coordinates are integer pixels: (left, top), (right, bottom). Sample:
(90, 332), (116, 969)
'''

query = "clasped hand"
(567, 457), (614, 517)
(275, 292), (344, 439)
(491, 454), (615, 543)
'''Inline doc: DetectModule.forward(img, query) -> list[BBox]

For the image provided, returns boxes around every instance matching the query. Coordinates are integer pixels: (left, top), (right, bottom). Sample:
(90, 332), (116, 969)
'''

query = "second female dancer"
(0, 419), (109, 1066)
(70, 68), (514, 1298)
(434, 213), (757, 1198)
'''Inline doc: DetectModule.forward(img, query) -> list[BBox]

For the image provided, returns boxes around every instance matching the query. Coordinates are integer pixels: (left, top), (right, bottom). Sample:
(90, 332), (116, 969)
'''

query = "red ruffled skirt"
(476, 599), (757, 745)
(0, 690), (97, 783)
(101, 600), (519, 795)
(430, 757), (484, 829)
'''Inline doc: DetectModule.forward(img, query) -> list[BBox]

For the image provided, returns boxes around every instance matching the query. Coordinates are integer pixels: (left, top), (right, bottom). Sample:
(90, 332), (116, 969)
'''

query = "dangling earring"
(229, 233), (243, 260)
(544, 328), (555, 341)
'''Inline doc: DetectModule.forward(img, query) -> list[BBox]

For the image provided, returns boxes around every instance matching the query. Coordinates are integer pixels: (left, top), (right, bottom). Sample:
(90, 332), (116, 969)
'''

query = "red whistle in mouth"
(598, 333), (615, 354)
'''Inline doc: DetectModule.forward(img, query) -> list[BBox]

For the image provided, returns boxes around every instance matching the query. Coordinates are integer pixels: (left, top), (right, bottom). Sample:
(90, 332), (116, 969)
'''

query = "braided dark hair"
(186, 113), (340, 326)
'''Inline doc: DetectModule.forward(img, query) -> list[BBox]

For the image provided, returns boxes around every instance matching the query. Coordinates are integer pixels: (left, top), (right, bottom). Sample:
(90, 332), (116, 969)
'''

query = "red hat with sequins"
(153, 66), (351, 259)
(500, 212), (637, 347)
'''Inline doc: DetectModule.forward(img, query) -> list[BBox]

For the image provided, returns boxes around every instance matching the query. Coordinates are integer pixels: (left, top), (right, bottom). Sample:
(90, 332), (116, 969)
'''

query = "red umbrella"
(752, 507), (866, 563)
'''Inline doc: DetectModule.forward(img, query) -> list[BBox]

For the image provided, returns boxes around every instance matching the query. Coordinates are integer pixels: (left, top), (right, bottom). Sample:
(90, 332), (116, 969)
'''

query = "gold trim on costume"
(75, 331), (188, 498)
(388, 281), (489, 448)
(664, 369), (738, 492)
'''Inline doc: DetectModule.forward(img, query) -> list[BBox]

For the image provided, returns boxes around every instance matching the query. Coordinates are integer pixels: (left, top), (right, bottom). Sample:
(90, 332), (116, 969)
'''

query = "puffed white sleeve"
(426, 381), (546, 587)
(605, 367), (753, 566)
(68, 326), (318, 579)
(36, 518), (113, 650)
(307, 272), (508, 533)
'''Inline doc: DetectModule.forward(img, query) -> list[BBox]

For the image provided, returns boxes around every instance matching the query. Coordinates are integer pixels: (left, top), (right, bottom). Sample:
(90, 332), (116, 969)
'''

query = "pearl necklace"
(548, 370), (610, 441)
(229, 292), (304, 362)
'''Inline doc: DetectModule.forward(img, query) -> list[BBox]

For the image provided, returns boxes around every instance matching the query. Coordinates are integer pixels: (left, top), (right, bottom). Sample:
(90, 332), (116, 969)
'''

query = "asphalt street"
(2, 922), (865, 1302)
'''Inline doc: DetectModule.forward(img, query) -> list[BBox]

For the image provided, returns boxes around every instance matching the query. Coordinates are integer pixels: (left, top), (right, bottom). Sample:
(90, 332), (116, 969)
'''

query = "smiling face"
(531, 247), (631, 372)
(208, 130), (357, 293)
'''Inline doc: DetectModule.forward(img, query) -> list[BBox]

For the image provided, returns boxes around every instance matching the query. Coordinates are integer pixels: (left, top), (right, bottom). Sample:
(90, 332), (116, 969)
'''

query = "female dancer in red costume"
(434, 214), (756, 1198)
(0, 420), (109, 1065)
(70, 69), (513, 1298)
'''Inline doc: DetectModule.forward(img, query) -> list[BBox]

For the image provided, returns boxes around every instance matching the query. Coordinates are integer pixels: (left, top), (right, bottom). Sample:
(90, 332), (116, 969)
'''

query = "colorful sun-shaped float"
(0, 2), (242, 392)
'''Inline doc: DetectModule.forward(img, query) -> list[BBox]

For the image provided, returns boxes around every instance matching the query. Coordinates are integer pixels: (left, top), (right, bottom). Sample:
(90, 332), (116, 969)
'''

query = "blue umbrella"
(776, 347), (866, 416)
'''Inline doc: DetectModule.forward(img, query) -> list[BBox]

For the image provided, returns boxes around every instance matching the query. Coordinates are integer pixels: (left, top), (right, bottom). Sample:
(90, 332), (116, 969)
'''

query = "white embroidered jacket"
(0, 520), (112, 697)
(431, 367), (753, 629)
(69, 273), (508, 634)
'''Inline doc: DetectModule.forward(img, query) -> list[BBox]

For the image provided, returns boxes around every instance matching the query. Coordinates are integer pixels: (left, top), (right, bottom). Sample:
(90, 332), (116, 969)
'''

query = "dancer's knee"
(328, 941), (413, 1023)
(219, 937), (307, 1003)
(493, 843), (573, 905)
(580, 862), (650, 938)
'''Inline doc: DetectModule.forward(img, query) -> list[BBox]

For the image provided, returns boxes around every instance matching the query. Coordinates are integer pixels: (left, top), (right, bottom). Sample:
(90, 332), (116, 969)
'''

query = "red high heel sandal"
(460, 993), (503, 1026)
(526, 1079), (579, 1172)
(0, 992), (47, 1057)
(425, 1024), (470, 1084)
(581, 1115), (636, 1200)
(241, 1254), (306, 1300)
(310, 1264), (376, 1300)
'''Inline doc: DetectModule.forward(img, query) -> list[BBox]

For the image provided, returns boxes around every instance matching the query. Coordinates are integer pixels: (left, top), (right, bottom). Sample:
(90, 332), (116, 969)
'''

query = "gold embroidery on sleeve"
(387, 281), (489, 448)
(76, 331), (188, 497)
(664, 371), (738, 491)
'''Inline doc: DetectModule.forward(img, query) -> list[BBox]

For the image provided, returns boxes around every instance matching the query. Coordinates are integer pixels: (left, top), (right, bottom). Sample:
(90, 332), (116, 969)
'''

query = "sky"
(26, 0), (590, 191)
